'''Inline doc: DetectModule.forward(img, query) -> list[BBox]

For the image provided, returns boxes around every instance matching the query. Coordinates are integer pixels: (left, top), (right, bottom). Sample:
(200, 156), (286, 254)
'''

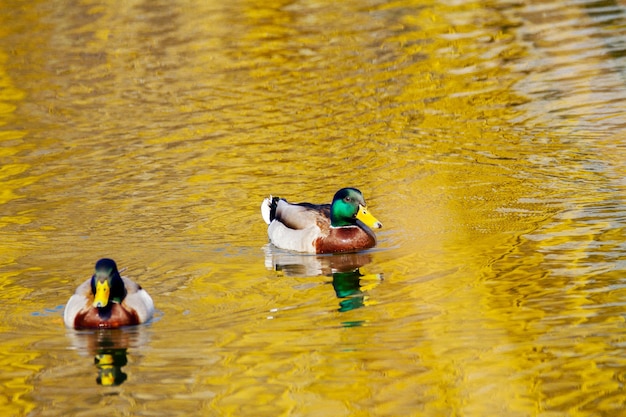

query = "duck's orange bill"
(93, 280), (110, 308)
(356, 205), (383, 229)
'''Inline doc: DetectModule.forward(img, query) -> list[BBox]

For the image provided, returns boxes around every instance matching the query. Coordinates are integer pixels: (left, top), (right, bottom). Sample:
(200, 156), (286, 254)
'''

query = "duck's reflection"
(66, 326), (150, 386)
(264, 245), (383, 312)
(332, 269), (383, 312)
(94, 348), (127, 386)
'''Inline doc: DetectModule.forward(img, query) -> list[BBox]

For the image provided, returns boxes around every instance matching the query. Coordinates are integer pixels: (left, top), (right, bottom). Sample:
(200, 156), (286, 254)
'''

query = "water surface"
(1, 0), (625, 415)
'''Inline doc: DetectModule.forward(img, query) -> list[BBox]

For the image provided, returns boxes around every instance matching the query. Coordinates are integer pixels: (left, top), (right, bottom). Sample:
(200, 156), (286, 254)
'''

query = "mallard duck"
(261, 187), (382, 254)
(63, 258), (154, 329)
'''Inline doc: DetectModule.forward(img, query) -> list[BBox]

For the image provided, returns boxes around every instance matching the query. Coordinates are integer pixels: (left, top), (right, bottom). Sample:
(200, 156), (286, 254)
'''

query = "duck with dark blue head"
(64, 258), (154, 329)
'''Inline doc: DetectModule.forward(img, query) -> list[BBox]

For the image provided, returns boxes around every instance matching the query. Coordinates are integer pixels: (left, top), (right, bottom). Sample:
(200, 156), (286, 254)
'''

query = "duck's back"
(121, 277), (154, 323)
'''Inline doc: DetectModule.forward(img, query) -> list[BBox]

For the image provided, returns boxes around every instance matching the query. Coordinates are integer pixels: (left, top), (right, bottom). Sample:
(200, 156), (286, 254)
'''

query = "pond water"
(1, 0), (625, 415)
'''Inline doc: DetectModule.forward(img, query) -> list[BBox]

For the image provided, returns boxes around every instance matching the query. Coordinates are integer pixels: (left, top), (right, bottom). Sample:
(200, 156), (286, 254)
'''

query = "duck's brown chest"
(74, 303), (140, 329)
(316, 226), (376, 254)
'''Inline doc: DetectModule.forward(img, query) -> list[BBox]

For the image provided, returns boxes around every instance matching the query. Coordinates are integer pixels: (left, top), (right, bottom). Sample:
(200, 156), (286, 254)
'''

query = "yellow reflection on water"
(0, 0), (625, 416)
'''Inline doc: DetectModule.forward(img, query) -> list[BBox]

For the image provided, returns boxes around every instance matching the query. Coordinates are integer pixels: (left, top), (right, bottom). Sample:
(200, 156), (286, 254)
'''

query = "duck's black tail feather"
(261, 196), (281, 224)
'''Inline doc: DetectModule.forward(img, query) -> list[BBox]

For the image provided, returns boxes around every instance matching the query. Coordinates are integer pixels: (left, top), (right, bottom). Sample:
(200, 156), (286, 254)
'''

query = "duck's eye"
(344, 197), (352, 202)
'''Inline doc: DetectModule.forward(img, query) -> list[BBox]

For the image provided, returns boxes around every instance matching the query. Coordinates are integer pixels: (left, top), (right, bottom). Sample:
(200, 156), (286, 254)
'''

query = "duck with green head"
(261, 187), (383, 254)
(63, 258), (154, 329)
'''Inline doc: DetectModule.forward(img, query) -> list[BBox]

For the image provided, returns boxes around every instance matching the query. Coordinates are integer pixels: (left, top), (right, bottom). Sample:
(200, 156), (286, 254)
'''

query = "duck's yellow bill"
(356, 205), (382, 229)
(93, 280), (110, 308)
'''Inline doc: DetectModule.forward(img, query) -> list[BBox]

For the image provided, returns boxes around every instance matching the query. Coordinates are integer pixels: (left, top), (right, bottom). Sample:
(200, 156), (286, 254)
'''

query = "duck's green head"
(91, 258), (126, 308)
(330, 188), (383, 229)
